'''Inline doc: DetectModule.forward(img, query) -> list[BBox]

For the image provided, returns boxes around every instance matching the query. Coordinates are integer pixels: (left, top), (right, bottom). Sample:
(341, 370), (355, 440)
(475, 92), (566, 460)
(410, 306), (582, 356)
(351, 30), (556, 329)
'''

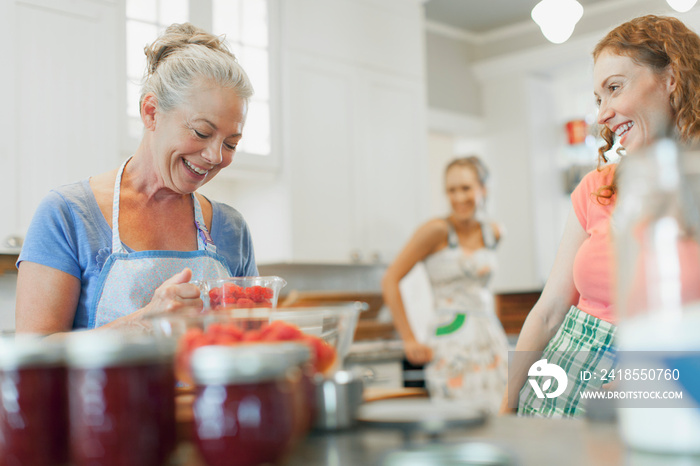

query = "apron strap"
(480, 222), (498, 250)
(446, 219), (459, 249)
(111, 158), (129, 254)
(111, 157), (217, 254)
(193, 194), (217, 253)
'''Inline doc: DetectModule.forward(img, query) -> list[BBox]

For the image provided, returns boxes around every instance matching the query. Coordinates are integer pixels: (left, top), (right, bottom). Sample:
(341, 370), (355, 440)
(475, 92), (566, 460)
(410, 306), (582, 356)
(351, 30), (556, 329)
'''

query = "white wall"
(425, 30), (480, 115)
(426, 132), (453, 218)
(199, 171), (292, 265)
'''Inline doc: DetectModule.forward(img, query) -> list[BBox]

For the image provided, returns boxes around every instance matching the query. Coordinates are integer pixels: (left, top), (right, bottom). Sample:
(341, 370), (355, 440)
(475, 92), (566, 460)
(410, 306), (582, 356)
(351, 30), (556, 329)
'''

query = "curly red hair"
(592, 15), (700, 200)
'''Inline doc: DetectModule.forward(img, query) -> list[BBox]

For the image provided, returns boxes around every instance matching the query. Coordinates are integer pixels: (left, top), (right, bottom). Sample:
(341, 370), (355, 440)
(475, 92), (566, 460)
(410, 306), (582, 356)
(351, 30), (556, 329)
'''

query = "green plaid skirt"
(517, 306), (617, 418)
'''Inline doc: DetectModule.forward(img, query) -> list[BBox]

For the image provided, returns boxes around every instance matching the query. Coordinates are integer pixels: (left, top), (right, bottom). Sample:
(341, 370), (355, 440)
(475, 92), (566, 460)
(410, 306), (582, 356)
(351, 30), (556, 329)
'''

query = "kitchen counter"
(345, 339), (404, 363)
(0, 254), (18, 275)
(168, 415), (657, 466)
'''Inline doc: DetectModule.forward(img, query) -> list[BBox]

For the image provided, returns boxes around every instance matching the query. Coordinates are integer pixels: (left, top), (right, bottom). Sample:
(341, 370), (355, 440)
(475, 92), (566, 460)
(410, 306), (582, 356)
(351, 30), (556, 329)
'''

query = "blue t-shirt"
(17, 179), (258, 329)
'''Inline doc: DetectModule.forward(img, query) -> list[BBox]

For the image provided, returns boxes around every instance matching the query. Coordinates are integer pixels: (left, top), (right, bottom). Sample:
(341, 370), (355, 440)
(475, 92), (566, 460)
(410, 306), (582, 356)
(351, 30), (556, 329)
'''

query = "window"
(125, 0), (275, 169)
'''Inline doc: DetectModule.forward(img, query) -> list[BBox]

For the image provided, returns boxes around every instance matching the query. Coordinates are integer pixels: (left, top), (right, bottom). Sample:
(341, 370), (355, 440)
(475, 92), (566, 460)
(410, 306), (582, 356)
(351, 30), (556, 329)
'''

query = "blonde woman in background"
(382, 156), (509, 413)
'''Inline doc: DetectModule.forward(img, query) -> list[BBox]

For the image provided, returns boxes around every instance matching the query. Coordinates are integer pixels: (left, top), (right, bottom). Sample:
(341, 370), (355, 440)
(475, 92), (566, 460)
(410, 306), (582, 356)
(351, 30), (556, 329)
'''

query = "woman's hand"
(403, 340), (433, 365)
(106, 268), (203, 332)
(142, 268), (203, 316)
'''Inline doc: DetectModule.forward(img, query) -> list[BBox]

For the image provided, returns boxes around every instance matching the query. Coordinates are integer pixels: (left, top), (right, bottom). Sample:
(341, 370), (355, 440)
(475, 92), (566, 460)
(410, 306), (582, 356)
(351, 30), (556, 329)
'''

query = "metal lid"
(191, 344), (294, 385)
(65, 331), (171, 368)
(0, 335), (64, 369)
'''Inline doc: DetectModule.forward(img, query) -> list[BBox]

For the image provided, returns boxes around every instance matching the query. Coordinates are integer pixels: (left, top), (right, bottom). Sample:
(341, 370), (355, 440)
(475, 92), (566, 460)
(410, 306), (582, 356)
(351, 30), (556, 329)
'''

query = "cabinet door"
(6, 0), (120, 245)
(358, 71), (428, 263)
(0, 0), (19, 252)
(288, 55), (360, 263)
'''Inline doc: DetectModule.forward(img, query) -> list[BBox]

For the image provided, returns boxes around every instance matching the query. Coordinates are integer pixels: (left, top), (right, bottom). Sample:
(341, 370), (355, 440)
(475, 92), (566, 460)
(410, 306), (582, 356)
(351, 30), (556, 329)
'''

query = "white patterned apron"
(423, 221), (509, 413)
(89, 158), (232, 328)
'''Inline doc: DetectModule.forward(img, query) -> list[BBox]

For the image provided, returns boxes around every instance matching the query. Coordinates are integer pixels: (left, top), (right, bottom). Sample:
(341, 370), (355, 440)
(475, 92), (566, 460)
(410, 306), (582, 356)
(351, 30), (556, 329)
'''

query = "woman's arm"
(16, 264), (202, 334)
(15, 262), (81, 333)
(381, 219), (445, 365)
(500, 208), (587, 413)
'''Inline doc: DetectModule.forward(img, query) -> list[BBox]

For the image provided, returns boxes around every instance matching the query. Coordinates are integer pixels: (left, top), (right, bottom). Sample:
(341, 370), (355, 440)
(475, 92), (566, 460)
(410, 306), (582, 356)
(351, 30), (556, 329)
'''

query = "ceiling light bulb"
(666, 0), (697, 12)
(531, 0), (584, 44)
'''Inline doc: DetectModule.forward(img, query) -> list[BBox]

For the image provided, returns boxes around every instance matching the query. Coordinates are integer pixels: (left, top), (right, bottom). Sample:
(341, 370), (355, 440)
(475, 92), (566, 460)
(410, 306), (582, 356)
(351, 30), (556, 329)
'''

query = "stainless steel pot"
(312, 370), (364, 430)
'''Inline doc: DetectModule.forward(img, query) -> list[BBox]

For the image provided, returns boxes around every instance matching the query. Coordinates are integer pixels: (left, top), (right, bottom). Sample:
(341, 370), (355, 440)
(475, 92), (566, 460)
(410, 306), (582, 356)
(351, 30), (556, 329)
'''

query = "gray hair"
(140, 22), (254, 114)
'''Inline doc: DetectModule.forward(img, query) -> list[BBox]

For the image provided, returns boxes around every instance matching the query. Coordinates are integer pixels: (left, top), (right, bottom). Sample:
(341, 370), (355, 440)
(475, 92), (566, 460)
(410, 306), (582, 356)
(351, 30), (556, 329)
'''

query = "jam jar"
(0, 335), (68, 466)
(191, 344), (300, 466)
(66, 332), (176, 466)
(276, 342), (315, 434)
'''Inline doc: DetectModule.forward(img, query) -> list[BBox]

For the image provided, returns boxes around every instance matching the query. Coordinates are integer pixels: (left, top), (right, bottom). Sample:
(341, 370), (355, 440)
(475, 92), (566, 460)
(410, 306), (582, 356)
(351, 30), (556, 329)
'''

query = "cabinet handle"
(4, 236), (23, 249)
(370, 251), (381, 263)
(350, 250), (363, 263)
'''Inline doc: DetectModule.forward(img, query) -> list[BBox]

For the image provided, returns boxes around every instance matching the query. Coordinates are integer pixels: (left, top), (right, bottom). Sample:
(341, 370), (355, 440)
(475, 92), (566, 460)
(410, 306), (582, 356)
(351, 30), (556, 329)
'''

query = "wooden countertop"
(0, 254), (18, 275)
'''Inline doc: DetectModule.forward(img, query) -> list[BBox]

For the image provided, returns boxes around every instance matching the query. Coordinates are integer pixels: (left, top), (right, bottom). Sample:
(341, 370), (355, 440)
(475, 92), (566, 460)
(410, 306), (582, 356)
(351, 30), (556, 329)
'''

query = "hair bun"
(144, 22), (233, 75)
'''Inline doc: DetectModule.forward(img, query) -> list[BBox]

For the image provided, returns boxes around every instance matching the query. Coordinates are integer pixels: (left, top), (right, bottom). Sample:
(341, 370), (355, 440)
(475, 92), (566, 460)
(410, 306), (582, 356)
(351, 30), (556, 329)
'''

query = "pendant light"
(531, 0), (584, 44)
(666, 0), (697, 12)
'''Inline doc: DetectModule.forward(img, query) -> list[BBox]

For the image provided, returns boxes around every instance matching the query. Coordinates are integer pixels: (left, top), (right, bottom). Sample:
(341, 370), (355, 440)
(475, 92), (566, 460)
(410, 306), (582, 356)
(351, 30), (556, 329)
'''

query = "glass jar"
(66, 332), (175, 466)
(0, 335), (68, 465)
(613, 139), (700, 454)
(276, 342), (315, 435)
(191, 344), (298, 466)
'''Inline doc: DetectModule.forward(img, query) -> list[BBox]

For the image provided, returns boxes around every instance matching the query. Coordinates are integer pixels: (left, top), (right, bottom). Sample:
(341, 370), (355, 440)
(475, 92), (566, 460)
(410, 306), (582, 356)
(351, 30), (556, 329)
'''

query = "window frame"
(121, 0), (281, 175)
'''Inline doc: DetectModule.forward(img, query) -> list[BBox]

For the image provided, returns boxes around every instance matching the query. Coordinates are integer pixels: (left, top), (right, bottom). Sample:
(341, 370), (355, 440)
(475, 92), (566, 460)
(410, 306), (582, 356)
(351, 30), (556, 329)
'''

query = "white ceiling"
(424, 0), (612, 34)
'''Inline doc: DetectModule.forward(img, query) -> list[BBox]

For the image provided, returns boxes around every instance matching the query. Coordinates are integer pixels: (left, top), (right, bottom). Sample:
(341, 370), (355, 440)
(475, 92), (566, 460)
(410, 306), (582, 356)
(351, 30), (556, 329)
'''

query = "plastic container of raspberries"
(194, 276), (287, 310)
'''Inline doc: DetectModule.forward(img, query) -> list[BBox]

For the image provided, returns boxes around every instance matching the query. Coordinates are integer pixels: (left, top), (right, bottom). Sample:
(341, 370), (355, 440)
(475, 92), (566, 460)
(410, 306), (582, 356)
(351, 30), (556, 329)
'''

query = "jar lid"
(65, 331), (171, 368)
(0, 335), (64, 369)
(274, 342), (312, 366)
(191, 344), (296, 385)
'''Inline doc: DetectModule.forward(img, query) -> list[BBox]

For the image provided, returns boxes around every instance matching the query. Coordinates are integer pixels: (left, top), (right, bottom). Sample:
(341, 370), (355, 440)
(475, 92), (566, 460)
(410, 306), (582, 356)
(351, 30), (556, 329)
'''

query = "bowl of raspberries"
(144, 276), (365, 390)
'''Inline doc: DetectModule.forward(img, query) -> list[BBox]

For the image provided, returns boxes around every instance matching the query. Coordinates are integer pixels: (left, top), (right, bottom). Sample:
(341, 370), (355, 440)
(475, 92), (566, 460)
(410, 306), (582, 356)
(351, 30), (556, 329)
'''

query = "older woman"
(15, 23), (258, 332)
(503, 15), (700, 417)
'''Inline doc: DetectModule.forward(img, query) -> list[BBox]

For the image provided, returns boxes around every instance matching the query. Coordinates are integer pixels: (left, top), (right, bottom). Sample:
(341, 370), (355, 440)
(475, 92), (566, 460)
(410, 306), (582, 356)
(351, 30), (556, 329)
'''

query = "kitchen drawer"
(346, 360), (403, 390)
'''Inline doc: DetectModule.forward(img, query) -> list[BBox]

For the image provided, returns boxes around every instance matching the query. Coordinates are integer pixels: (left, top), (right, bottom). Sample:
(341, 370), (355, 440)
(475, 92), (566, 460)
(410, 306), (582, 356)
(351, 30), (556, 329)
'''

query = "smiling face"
(144, 80), (247, 194)
(445, 165), (485, 222)
(593, 49), (676, 154)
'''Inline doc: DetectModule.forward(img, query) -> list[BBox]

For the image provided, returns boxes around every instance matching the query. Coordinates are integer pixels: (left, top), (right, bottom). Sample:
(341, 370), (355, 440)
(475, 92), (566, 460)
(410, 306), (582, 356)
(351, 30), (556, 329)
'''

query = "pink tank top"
(571, 165), (616, 324)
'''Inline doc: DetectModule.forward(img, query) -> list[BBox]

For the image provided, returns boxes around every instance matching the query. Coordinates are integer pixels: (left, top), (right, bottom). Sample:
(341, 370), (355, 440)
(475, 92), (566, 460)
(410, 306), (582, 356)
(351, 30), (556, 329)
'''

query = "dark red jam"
(278, 342), (316, 434)
(191, 345), (301, 466)
(66, 333), (175, 466)
(0, 344), (69, 466)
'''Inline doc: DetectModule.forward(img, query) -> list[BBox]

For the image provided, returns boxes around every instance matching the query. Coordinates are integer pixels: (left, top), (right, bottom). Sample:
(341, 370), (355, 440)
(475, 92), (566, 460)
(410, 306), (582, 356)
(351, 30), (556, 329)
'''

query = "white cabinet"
(0, 0), (120, 253)
(283, 0), (428, 264)
(287, 57), (358, 263)
(361, 71), (427, 263)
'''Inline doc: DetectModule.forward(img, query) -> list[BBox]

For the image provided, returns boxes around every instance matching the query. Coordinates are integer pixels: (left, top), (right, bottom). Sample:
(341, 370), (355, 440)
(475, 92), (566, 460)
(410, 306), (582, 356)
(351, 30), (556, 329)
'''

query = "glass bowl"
(192, 276), (287, 310)
(145, 303), (365, 389)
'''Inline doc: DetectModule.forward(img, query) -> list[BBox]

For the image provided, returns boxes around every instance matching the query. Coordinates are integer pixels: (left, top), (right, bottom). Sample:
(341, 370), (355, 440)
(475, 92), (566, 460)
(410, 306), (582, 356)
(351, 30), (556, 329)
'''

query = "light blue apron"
(89, 158), (232, 328)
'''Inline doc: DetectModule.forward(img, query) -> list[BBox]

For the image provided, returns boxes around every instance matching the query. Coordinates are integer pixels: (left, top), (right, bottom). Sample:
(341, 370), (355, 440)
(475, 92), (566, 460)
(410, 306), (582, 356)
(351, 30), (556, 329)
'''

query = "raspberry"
(246, 286), (274, 303)
(236, 298), (256, 308)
